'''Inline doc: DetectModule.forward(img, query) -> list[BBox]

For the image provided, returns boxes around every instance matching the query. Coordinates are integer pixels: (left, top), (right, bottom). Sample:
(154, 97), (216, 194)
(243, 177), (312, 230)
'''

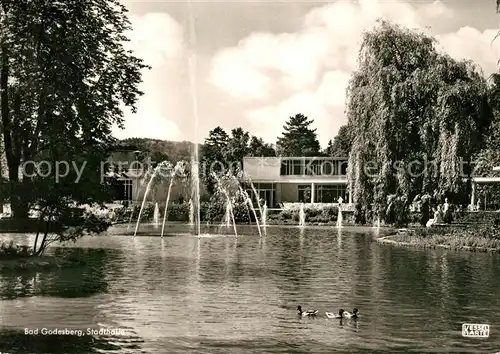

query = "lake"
(0, 225), (499, 353)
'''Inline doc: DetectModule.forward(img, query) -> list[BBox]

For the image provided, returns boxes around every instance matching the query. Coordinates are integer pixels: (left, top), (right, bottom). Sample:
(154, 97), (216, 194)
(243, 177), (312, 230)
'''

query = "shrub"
(113, 205), (131, 223)
(281, 210), (293, 220)
(166, 203), (189, 222)
(0, 241), (31, 259)
(454, 211), (500, 225)
(233, 202), (251, 223)
(306, 207), (322, 218)
(201, 198), (224, 222)
(321, 205), (338, 219)
(390, 224), (500, 250)
(119, 202), (157, 222)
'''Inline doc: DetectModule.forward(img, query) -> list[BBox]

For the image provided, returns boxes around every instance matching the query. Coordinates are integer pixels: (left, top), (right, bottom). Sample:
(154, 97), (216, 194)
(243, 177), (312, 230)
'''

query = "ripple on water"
(1, 229), (500, 353)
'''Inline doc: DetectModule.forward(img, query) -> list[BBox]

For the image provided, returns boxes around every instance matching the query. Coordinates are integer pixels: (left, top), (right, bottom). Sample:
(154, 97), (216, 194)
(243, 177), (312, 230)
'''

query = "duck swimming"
(297, 305), (318, 317)
(325, 309), (344, 319)
(342, 308), (358, 319)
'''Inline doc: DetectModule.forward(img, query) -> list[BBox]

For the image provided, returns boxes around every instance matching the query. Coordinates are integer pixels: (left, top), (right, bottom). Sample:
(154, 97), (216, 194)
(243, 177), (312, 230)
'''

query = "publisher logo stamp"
(462, 323), (490, 338)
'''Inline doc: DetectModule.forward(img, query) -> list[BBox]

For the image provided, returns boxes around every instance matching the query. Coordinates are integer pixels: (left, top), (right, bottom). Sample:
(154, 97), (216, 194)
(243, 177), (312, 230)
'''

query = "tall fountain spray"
(336, 196), (343, 228)
(187, 1), (201, 237)
(153, 202), (160, 229)
(298, 203), (306, 228)
(134, 164), (162, 237)
(238, 187), (262, 238)
(127, 187), (140, 231)
(242, 172), (264, 228)
(262, 203), (268, 231)
(223, 193), (237, 237)
(160, 178), (174, 238)
(189, 198), (194, 226)
(223, 202), (232, 228)
(160, 162), (184, 238)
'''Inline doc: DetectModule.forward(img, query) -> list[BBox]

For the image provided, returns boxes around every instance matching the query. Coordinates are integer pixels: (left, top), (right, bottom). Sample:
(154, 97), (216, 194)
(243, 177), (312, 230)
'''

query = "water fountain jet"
(240, 172), (264, 228)
(153, 202), (160, 229)
(238, 186), (262, 238)
(223, 193), (237, 237)
(298, 203), (306, 228)
(187, 0), (201, 237)
(262, 204), (268, 233)
(133, 165), (161, 237)
(189, 199), (194, 226)
(160, 162), (186, 237)
(336, 196), (343, 228)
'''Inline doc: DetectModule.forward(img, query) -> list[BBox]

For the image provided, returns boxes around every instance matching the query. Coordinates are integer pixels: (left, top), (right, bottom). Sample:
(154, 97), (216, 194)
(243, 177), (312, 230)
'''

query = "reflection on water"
(0, 226), (500, 353)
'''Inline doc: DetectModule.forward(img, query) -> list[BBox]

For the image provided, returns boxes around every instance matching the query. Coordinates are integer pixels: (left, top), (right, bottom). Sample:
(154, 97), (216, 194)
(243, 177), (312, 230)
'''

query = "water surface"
(0, 226), (499, 353)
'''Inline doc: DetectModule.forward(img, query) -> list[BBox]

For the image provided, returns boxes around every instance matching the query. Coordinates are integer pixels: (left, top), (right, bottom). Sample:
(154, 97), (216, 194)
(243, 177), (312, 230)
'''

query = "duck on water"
(342, 308), (358, 319)
(325, 309), (344, 319)
(299, 306), (359, 319)
(297, 306), (319, 317)
(326, 308), (358, 319)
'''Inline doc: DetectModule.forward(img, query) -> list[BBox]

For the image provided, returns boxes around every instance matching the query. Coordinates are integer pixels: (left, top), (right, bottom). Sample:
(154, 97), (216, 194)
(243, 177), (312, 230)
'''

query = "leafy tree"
(474, 73), (500, 208)
(326, 125), (352, 157)
(347, 20), (492, 225)
(0, 135), (5, 211)
(116, 138), (196, 164)
(0, 0), (147, 220)
(276, 113), (321, 156)
(200, 126), (230, 194)
(0, 0), (147, 252)
(475, 74), (500, 175)
(226, 127), (250, 167)
(200, 126), (276, 194)
(248, 136), (276, 157)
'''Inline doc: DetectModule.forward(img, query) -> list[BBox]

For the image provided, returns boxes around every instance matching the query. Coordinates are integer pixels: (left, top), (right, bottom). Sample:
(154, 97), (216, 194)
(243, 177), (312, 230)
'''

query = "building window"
(305, 160), (322, 175)
(124, 179), (133, 201)
(280, 158), (347, 176)
(339, 160), (348, 175)
(314, 184), (347, 203)
(245, 183), (276, 207)
(298, 184), (311, 203)
(280, 159), (303, 175)
(302, 158), (348, 176)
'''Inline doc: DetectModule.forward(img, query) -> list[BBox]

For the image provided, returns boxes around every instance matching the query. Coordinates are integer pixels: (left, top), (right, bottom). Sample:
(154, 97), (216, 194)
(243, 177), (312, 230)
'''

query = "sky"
(112, 0), (500, 148)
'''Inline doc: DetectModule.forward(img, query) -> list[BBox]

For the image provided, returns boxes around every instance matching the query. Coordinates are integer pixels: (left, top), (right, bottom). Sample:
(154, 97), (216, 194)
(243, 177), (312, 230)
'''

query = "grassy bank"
(0, 256), (86, 272)
(0, 241), (86, 272)
(377, 225), (500, 252)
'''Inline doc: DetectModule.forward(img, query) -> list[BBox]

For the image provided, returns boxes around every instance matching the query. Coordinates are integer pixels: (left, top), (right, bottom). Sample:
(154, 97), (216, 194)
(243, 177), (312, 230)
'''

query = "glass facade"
(280, 160), (303, 175)
(298, 184), (312, 203)
(313, 184), (347, 203)
(280, 158), (347, 176)
(246, 183), (276, 207)
(124, 179), (133, 201)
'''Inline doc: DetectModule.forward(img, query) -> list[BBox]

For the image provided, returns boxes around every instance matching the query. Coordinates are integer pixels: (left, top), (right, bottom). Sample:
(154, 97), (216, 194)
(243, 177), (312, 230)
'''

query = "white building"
(470, 165), (500, 208)
(242, 156), (350, 207)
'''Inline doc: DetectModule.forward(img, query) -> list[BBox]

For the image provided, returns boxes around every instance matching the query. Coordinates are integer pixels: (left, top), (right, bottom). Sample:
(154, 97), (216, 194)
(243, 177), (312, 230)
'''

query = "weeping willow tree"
(346, 20), (492, 225)
(473, 73), (500, 209)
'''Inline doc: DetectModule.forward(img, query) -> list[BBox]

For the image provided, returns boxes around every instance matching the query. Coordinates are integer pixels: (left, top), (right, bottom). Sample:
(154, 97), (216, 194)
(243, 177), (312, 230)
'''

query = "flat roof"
(243, 156), (348, 160)
(247, 179), (348, 184)
(472, 176), (500, 183)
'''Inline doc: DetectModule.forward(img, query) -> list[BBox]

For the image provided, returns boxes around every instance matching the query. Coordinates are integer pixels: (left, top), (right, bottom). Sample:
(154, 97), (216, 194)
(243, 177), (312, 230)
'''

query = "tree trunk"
(8, 165), (29, 219)
(0, 135), (4, 213)
(35, 211), (52, 256)
(32, 207), (46, 255)
(1, 43), (28, 219)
